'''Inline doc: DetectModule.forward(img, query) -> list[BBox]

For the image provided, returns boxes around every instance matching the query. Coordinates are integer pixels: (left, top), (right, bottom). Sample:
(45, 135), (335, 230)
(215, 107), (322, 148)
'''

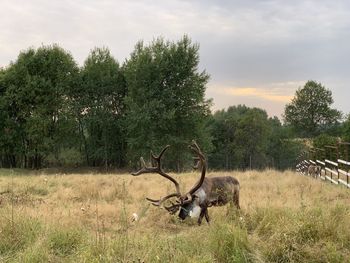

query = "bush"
(45, 147), (83, 167)
(313, 134), (338, 150)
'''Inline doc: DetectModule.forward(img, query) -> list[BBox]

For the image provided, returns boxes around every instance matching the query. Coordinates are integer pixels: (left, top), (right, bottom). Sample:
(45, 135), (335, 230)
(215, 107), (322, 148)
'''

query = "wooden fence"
(296, 142), (350, 189)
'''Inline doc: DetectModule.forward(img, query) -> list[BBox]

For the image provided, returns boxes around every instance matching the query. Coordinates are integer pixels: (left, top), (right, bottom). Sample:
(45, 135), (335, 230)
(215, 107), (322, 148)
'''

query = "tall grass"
(0, 213), (41, 257)
(0, 169), (349, 262)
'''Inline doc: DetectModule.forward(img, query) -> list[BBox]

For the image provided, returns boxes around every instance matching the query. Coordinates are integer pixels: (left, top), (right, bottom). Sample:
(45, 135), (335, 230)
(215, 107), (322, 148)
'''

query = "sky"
(1, 0), (349, 118)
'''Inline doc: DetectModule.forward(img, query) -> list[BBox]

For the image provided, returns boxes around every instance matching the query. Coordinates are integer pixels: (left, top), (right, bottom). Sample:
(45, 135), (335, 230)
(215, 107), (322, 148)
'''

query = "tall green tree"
(312, 134), (339, 160)
(284, 80), (341, 137)
(72, 47), (126, 168)
(209, 105), (271, 170)
(0, 67), (15, 167)
(124, 36), (211, 170)
(234, 108), (270, 169)
(266, 117), (305, 169)
(0, 45), (79, 168)
(208, 107), (239, 170)
(342, 115), (350, 142)
(209, 105), (303, 170)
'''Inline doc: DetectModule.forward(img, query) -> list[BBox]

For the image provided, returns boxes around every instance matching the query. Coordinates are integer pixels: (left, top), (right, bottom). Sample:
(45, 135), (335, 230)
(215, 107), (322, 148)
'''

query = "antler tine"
(131, 145), (182, 196)
(145, 193), (180, 207)
(189, 140), (205, 159)
(131, 157), (149, 176)
(164, 204), (181, 215)
(164, 198), (192, 214)
(151, 145), (170, 164)
(150, 151), (157, 167)
(140, 157), (146, 167)
(131, 146), (170, 176)
(186, 140), (207, 196)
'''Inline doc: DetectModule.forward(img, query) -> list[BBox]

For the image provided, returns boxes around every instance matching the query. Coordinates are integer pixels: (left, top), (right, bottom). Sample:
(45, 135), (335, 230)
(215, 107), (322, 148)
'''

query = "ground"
(0, 169), (349, 262)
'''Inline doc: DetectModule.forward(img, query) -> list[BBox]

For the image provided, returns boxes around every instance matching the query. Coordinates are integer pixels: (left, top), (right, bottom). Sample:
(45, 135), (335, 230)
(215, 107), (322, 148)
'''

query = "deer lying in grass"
(131, 141), (240, 225)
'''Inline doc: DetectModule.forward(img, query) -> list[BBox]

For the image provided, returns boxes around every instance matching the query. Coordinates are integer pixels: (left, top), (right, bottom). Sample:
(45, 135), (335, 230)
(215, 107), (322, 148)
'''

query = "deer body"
(179, 176), (240, 224)
(200, 176), (240, 206)
(131, 141), (240, 225)
(308, 164), (321, 178)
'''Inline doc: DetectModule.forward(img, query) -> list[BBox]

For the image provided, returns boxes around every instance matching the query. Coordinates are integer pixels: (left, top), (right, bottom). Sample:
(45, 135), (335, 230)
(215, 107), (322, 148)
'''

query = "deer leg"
(204, 208), (210, 224)
(197, 207), (206, 226)
(233, 189), (240, 210)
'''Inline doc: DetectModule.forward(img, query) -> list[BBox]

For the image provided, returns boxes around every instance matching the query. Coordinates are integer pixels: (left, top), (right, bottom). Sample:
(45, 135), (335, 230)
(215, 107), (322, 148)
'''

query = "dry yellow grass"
(0, 169), (349, 262)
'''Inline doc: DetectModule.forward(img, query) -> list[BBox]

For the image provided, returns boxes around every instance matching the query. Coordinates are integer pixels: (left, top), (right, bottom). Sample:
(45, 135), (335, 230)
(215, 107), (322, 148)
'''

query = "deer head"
(131, 140), (207, 218)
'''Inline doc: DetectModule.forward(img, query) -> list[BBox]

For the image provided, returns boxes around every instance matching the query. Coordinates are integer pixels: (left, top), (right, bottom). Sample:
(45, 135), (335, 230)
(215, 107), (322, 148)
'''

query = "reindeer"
(131, 141), (240, 225)
(308, 164), (321, 179)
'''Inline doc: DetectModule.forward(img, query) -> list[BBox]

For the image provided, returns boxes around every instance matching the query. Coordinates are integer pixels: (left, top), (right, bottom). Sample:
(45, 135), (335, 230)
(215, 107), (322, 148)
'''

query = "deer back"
(194, 176), (239, 206)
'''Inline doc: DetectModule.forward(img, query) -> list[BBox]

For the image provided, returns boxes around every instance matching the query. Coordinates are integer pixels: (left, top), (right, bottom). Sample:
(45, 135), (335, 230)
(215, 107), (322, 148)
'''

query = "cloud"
(218, 87), (293, 103)
(0, 0), (349, 116)
(206, 81), (305, 117)
(210, 80), (305, 103)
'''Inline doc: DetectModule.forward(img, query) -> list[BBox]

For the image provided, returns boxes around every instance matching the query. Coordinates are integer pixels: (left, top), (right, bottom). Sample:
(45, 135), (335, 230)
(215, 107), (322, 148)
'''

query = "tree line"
(0, 36), (349, 170)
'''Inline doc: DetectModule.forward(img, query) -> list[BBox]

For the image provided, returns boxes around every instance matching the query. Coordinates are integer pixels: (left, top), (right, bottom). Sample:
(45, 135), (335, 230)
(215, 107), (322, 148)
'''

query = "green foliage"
(312, 134), (338, 149)
(208, 105), (301, 170)
(72, 47), (126, 168)
(284, 80), (342, 137)
(124, 36), (211, 170)
(209, 105), (310, 170)
(46, 147), (84, 167)
(1, 40), (347, 171)
(267, 119), (305, 170)
(234, 108), (271, 169)
(0, 45), (79, 169)
(0, 45), (127, 169)
(342, 115), (350, 141)
(312, 134), (338, 160)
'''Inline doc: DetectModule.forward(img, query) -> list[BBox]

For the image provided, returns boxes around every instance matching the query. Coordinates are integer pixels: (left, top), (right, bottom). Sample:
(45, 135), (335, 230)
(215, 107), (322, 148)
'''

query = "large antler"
(130, 142), (207, 215)
(186, 140), (207, 196)
(145, 193), (179, 206)
(131, 145), (182, 205)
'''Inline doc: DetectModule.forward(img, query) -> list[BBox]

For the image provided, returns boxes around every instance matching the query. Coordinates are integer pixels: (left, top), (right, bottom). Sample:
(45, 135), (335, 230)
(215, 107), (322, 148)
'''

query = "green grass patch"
(48, 227), (84, 256)
(25, 186), (49, 196)
(0, 214), (42, 256)
(241, 205), (350, 263)
(209, 223), (256, 263)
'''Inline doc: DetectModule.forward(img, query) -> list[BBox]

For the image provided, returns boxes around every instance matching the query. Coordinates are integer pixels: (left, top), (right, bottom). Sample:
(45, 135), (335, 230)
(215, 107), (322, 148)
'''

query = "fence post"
(337, 143), (340, 185)
(298, 143), (349, 189)
(324, 146), (329, 182)
(348, 145), (350, 188)
(343, 143), (350, 188)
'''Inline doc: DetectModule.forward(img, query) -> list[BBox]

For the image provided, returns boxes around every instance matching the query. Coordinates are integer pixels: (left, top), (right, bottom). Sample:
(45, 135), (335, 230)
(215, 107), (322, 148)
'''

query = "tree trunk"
(78, 118), (89, 165)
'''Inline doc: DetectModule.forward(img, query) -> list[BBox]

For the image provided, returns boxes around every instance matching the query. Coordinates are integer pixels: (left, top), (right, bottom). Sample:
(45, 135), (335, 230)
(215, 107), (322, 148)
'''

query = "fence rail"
(296, 142), (350, 189)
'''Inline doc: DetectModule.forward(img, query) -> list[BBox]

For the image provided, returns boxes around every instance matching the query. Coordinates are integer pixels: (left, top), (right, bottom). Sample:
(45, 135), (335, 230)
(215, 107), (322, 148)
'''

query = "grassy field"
(0, 169), (349, 263)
